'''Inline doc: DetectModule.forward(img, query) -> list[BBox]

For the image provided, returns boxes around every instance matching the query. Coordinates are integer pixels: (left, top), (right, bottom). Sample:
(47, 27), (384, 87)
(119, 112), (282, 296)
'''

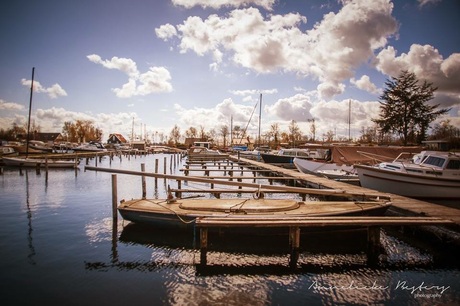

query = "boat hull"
(117, 198), (392, 232)
(2, 157), (79, 168)
(260, 153), (295, 163)
(355, 164), (460, 199)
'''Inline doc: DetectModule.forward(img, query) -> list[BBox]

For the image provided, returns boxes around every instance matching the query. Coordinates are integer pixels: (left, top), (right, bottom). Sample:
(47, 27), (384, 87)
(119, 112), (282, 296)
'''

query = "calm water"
(0, 154), (459, 306)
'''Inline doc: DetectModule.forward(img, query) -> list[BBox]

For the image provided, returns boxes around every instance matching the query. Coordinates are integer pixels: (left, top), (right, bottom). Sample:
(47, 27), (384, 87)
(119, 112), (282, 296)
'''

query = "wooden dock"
(227, 156), (460, 226)
(85, 153), (460, 268)
(195, 215), (454, 267)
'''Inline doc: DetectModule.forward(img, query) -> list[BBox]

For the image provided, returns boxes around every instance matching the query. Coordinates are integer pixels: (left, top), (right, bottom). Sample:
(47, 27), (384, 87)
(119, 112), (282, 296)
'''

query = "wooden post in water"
(200, 227), (208, 266)
(289, 226), (300, 268)
(170, 155), (173, 173)
(154, 159), (159, 186)
(176, 180), (181, 198)
(95, 153), (98, 166)
(45, 157), (49, 182)
(367, 226), (380, 266)
(141, 163), (146, 199)
(111, 174), (118, 221)
(164, 157), (167, 175)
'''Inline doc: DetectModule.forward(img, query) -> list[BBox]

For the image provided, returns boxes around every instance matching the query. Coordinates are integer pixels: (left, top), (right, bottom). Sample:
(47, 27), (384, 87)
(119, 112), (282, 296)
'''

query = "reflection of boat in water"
(355, 151), (460, 200)
(2, 156), (79, 168)
(119, 222), (369, 254)
(118, 197), (392, 233)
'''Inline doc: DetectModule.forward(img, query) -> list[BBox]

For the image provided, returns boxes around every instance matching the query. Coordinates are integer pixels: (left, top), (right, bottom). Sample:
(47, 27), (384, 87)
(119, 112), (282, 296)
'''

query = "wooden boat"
(118, 197), (392, 230)
(355, 151), (460, 200)
(2, 156), (79, 168)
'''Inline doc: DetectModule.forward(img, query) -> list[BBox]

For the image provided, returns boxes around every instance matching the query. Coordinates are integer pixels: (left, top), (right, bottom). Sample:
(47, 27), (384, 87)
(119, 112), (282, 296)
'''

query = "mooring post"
(141, 163), (146, 199)
(45, 157), (49, 182)
(200, 227), (208, 266)
(154, 159), (159, 184)
(164, 157), (167, 175)
(367, 226), (381, 266)
(289, 226), (300, 268)
(111, 174), (118, 221)
(176, 180), (182, 198)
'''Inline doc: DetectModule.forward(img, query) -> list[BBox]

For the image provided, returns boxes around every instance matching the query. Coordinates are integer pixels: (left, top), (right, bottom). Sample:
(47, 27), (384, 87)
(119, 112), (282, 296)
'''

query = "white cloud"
(418, 0), (441, 8)
(158, 0), (398, 99)
(350, 75), (380, 94)
(375, 44), (460, 94)
(0, 99), (25, 111)
(229, 88), (277, 96)
(173, 98), (257, 132)
(171, 0), (275, 10)
(87, 54), (173, 98)
(311, 99), (381, 139)
(155, 23), (178, 41)
(20, 79), (68, 99)
(265, 93), (313, 122)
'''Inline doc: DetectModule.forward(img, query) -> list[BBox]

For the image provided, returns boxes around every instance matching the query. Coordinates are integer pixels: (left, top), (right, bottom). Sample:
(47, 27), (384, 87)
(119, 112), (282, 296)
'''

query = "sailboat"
(2, 68), (79, 169)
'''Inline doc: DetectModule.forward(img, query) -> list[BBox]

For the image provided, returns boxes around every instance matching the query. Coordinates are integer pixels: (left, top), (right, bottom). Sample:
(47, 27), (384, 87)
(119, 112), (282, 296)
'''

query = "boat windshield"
(422, 156), (446, 168)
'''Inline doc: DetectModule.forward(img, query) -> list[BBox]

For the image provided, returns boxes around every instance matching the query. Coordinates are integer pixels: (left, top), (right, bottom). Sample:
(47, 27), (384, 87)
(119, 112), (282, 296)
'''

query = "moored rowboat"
(2, 156), (79, 168)
(118, 197), (392, 231)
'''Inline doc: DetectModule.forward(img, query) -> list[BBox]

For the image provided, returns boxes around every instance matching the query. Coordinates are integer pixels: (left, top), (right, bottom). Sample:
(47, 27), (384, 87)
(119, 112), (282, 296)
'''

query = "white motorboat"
(355, 151), (460, 199)
(73, 142), (107, 152)
(293, 157), (359, 183)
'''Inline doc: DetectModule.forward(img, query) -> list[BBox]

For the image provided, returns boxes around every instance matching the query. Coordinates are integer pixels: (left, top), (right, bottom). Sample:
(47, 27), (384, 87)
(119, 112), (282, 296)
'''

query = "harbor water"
(0, 154), (459, 305)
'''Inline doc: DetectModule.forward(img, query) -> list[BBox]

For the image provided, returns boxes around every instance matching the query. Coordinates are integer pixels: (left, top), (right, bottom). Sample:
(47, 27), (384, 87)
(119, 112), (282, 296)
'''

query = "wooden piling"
(200, 227), (208, 266)
(141, 163), (146, 199)
(111, 174), (118, 221)
(289, 226), (301, 268)
(45, 157), (49, 182)
(367, 226), (380, 265)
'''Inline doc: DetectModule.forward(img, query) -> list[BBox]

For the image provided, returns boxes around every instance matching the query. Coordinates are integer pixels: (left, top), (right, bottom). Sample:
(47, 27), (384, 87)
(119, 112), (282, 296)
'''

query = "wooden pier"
(227, 156), (460, 226)
(85, 152), (460, 268)
(195, 215), (454, 267)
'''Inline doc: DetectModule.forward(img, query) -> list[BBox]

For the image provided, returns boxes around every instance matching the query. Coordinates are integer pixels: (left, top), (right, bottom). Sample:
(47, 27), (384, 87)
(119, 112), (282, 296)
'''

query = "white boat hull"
(2, 157), (79, 168)
(355, 165), (460, 199)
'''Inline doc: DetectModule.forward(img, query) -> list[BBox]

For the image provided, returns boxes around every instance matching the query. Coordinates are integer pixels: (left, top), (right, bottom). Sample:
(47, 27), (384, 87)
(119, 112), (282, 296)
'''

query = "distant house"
(107, 133), (128, 145)
(33, 132), (63, 143)
(132, 141), (146, 151)
(422, 139), (450, 151)
(185, 137), (209, 147)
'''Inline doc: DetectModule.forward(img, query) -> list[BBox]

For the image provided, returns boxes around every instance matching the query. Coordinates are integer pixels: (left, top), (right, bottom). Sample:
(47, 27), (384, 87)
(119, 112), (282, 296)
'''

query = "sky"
(1, 0), (459, 144)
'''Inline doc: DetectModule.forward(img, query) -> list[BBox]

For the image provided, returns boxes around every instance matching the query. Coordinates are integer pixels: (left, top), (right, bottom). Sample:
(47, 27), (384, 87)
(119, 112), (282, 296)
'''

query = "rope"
(142, 198), (197, 224)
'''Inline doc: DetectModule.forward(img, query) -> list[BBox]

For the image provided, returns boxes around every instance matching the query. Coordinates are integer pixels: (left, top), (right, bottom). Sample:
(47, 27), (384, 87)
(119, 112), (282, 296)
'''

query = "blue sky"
(1, 0), (459, 143)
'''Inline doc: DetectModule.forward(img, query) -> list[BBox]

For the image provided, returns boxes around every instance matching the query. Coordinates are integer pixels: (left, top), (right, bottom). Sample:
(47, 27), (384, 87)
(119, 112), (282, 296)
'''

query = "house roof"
(108, 133), (128, 143)
(33, 132), (62, 142)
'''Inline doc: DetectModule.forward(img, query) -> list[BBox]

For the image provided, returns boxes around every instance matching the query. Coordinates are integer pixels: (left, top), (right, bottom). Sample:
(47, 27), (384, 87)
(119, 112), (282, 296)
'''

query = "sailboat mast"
(348, 99), (351, 141)
(258, 93), (262, 147)
(26, 67), (35, 157)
